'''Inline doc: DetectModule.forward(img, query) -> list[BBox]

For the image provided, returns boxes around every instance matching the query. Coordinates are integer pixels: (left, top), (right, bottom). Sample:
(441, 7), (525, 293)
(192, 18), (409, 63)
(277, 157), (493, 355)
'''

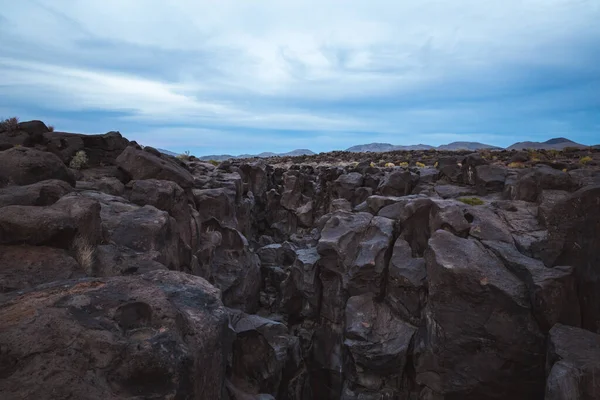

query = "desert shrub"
(72, 235), (95, 275)
(385, 162), (395, 167)
(508, 162), (526, 169)
(369, 162), (376, 168)
(579, 156), (593, 165)
(208, 159), (219, 166)
(69, 150), (88, 170)
(176, 150), (191, 161)
(0, 116), (19, 132)
(47, 125), (55, 132)
(458, 197), (484, 206)
(548, 149), (559, 159)
(399, 162), (409, 168)
(434, 161), (439, 168)
(415, 161), (426, 168)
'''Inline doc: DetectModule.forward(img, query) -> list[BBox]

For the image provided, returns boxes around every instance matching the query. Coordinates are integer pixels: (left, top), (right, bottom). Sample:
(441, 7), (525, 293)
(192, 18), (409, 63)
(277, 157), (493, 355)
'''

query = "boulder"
(417, 230), (545, 399)
(385, 237), (427, 325)
(116, 145), (194, 188)
(474, 164), (507, 194)
(434, 184), (477, 199)
(280, 247), (322, 320)
(0, 245), (85, 292)
(545, 324), (600, 400)
(0, 147), (75, 188)
(193, 187), (238, 229)
(317, 211), (394, 297)
(0, 195), (101, 248)
(0, 179), (73, 208)
(514, 165), (578, 202)
(228, 310), (301, 398)
(344, 294), (417, 394)
(0, 270), (232, 400)
(542, 185), (600, 333)
(76, 177), (125, 196)
(377, 170), (417, 197)
(333, 172), (364, 203)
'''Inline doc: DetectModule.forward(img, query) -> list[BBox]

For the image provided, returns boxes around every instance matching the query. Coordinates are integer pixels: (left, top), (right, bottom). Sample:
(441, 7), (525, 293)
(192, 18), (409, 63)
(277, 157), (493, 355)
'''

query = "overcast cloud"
(1, 0), (599, 155)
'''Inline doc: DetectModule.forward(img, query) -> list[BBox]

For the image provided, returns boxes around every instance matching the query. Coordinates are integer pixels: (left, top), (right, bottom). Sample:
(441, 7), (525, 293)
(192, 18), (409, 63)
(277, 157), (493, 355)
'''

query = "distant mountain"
(437, 142), (501, 151)
(157, 148), (178, 157)
(346, 143), (434, 152)
(507, 137), (587, 151)
(198, 149), (315, 161)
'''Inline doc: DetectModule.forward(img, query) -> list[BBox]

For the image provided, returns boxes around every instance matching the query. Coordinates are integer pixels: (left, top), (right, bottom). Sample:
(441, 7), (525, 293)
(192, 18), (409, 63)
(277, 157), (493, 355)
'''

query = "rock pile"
(1, 120), (600, 399)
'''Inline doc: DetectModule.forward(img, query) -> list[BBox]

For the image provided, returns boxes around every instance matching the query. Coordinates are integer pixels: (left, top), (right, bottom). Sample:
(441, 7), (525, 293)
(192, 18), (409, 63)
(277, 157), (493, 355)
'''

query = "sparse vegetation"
(0, 116), (19, 132)
(458, 197), (485, 206)
(434, 161), (439, 168)
(508, 162), (526, 169)
(579, 156), (593, 165)
(177, 150), (191, 161)
(416, 161), (426, 168)
(208, 159), (219, 166)
(384, 162), (395, 168)
(69, 150), (89, 170)
(48, 125), (55, 132)
(399, 162), (409, 168)
(72, 235), (95, 276)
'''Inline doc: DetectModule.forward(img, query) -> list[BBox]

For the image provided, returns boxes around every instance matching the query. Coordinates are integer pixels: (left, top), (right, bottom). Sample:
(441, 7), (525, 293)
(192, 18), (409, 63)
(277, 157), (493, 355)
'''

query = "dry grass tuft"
(69, 150), (88, 170)
(0, 117), (19, 132)
(72, 235), (95, 276)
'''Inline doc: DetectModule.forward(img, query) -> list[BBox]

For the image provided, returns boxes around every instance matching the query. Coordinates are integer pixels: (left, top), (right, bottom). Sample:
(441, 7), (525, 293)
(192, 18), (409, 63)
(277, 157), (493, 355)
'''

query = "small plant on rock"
(69, 150), (89, 170)
(508, 162), (526, 169)
(72, 235), (95, 276)
(177, 150), (191, 161)
(0, 116), (19, 132)
(47, 125), (55, 132)
(384, 162), (395, 168)
(579, 156), (593, 165)
(399, 161), (409, 168)
(416, 161), (426, 168)
(458, 197), (485, 206)
(208, 159), (219, 166)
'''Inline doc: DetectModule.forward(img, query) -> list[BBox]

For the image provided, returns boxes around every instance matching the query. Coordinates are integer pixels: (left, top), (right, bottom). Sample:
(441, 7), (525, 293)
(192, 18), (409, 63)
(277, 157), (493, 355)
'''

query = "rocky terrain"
(1, 120), (600, 399)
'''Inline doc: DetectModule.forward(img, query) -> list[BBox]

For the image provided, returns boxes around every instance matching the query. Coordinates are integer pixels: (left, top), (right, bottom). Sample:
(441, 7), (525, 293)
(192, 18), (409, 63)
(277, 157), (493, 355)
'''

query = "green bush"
(458, 197), (485, 206)
(69, 150), (88, 170)
(208, 159), (219, 166)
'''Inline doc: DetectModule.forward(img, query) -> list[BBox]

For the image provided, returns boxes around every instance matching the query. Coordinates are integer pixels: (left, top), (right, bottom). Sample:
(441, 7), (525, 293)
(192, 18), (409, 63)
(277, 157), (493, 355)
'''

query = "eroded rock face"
(417, 230), (545, 400)
(545, 324), (600, 400)
(2, 120), (600, 400)
(0, 147), (75, 187)
(0, 270), (232, 400)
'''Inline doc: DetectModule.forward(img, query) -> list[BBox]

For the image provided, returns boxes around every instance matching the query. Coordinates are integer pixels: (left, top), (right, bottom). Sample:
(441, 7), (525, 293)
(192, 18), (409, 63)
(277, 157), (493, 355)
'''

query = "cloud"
(0, 0), (599, 154)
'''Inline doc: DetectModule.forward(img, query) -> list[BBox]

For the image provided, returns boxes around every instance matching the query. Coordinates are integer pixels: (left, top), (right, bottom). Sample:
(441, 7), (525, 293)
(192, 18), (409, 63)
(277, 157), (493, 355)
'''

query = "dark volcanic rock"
(545, 324), (600, 400)
(417, 230), (545, 399)
(317, 211), (394, 297)
(0, 270), (232, 400)
(116, 145), (194, 188)
(514, 165), (578, 202)
(542, 185), (600, 333)
(0, 179), (73, 208)
(0, 147), (75, 188)
(377, 170), (417, 197)
(0, 245), (85, 292)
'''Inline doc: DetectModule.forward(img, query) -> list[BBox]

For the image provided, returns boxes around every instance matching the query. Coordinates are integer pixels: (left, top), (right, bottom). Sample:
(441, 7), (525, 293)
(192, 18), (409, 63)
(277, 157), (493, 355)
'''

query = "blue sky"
(1, 0), (599, 156)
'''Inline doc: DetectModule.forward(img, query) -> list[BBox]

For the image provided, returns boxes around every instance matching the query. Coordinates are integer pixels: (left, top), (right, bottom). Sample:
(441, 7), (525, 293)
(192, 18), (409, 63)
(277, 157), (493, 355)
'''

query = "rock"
(417, 230), (545, 399)
(537, 189), (569, 227)
(330, 198), (352, 212)
(428, 199), (471, 238)
(474, 164), (507, 194)
(0, 179), (73, 207)
(280, 247), (322, 320)
(0, 245), (85, 292)
(483, 240), (580, 332)
(0, 194), (101, 248)
(0, 270), (232, 400)
(0, 147), (75, 188)
(228, 309), (301, 397)
(545, 324), (600, 400)
(333, 172), (364, 204)
(385, 238), (427, 325)
(434, 184), (477, 199)
(116, 145), (194, 188)
(437, 156), (461, 182)
(110, 205), (180, 270)
(93, 243), (168, 277)
(317, 211), (394, 297)
(514, 165), (578, 202)
(461, 153), (488, 185)
(16, 119), (50, 135)
(344, 294), (417, 392)
(193, 187), (238, 229)
(542, 185), (600, 333)
(366, 195), (407, 214)
(466, 206), (514, 243)
(201, 219), (261, 313)
(377, 170), (417, 197)
(76, 177), (125, 196)
(493, 200), (547, 257)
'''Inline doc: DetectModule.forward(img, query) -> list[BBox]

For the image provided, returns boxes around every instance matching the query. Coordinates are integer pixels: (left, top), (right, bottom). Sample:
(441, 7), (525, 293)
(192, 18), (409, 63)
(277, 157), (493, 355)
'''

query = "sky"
(1, 0), (599, 156)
